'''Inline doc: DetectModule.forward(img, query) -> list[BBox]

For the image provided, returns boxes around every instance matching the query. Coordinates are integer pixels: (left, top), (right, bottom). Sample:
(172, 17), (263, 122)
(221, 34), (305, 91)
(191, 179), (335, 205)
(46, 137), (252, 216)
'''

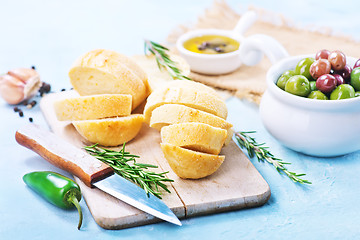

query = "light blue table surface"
(1, 0), (360, 239)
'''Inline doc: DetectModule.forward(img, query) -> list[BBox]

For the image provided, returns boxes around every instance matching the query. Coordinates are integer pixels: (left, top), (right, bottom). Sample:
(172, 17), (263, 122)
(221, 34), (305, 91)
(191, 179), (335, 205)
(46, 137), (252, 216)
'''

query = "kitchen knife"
(15, 124), (181, 226)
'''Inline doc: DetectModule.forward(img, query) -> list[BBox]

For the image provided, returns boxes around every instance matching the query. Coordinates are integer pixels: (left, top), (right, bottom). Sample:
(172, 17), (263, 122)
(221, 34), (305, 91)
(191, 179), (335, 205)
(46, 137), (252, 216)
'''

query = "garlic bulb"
(0, 68), (42, 105)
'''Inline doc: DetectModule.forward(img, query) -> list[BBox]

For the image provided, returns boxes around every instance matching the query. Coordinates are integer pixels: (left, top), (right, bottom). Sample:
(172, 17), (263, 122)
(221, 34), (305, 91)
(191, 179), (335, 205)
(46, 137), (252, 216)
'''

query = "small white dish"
(259, 54), (360, 157)
(176, 11), (289, 75)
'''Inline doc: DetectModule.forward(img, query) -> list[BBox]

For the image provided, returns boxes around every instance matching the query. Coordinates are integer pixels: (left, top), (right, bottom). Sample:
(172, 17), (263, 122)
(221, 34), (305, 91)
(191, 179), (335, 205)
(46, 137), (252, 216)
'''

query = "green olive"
(276, 70), (296, 90)
(355, 91), (360, 97)
(295, 57), (315, 80)
(350, 67), (360, 91)
(285, 75), (311, 97)
(308, 90), (328, 100)
(330, 84), (355, 100)
(309, 81), (317, 91)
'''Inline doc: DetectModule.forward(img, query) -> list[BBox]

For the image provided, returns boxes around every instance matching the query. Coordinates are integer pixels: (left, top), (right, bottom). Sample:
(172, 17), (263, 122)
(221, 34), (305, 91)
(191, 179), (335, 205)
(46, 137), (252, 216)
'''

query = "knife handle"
(15, 124), (114, 187)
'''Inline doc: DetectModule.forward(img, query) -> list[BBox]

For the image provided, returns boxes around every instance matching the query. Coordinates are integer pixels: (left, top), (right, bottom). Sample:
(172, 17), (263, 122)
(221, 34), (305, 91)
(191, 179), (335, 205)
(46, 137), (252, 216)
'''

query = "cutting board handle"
(15, 124), (114, 187)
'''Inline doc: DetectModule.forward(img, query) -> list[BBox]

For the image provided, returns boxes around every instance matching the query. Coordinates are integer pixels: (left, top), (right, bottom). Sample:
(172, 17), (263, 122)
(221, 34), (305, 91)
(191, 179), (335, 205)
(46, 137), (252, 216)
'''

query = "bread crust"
(144, 86), (228, 123)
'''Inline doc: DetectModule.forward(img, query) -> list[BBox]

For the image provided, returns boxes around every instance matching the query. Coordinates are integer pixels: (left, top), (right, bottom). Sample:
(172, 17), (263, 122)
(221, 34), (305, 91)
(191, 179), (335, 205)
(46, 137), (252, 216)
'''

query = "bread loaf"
(69, 49), (149, 110)
(142, 79), (230, 179)
(72, 114), (144, 147)
(161, 122), (227, 155)
(160, 143), (225, 179)
(54, 94), (132, 121)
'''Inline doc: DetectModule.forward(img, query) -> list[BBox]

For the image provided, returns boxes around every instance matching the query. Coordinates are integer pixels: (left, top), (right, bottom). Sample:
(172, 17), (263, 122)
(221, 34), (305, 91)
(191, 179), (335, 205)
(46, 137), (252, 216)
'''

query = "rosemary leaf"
(144, 40), (191, 81)
(234, 131), (311, 184)
(84, 143), (174, 198)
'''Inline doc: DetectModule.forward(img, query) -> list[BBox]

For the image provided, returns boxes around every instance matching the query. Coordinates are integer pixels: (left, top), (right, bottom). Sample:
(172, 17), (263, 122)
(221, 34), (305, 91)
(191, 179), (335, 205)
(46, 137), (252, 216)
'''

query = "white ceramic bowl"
(176, 29), (245, 75)
(259, 54), (360, 157)
(176, 30), (289, 75)
(175, 11), (289, 75)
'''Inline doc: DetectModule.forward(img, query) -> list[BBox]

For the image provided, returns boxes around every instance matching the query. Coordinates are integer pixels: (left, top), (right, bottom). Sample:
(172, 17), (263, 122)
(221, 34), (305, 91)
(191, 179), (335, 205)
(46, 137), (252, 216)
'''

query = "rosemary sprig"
(234, 131), (311, 184)
(84, 143), (174, 199)
(144, 40), (191, 81)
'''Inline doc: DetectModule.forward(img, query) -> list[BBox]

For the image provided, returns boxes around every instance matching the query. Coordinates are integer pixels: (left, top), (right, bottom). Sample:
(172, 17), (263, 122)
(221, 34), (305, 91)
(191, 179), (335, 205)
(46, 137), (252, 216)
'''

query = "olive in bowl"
(259, 54), (360, 157)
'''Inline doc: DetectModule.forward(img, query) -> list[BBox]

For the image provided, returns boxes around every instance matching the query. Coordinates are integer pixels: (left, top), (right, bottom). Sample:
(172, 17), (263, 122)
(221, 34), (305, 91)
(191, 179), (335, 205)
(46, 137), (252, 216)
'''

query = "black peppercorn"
(43, 83), (51, 93)
(38, 82), (51, 96)
(214, 47), (224, 53)
(26, 100), (37, 109)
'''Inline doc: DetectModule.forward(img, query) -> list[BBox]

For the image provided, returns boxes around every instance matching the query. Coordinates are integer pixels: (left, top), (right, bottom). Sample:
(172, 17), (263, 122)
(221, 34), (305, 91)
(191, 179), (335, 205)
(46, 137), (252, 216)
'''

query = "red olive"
(310, 59), (331, 79)
(316, 74), (337, 93)
(328, 50), (346, 71)
(315, 49), (330, 60)
(333, 74), (345, 85)
(334, 64), (352, 81)
(354, 59), (360, 69)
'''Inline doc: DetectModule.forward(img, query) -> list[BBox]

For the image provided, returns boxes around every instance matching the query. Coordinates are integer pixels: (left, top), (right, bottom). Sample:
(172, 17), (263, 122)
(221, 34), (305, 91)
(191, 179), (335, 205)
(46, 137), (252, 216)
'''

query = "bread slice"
(72, 114), (144, 147)
(131, 55), (190, 93)
(224, 127), (234, 146)
(144, 86), (228, 123)
(54, 94), (132, 121)
(161, 122), (227, 155)
(160, 143), (225, 179)
(150, 104), (232, 131)
(69, 49), (148, 109)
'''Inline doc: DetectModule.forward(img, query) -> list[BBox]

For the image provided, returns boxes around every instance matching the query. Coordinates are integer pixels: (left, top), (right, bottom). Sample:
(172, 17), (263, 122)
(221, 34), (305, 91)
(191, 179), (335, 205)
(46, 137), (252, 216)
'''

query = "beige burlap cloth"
(166, 0), (360, 104)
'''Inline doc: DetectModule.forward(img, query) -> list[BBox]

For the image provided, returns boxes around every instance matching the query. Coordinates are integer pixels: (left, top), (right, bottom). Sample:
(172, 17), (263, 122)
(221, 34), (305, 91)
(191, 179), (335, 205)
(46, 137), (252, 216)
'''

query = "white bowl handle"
(233, 11), (258, 36)
(239, 34), (289, 66)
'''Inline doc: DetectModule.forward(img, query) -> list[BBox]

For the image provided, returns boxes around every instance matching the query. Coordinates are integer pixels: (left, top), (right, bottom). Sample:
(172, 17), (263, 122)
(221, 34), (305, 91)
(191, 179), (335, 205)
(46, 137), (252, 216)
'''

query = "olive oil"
(183, 35), (240, 54)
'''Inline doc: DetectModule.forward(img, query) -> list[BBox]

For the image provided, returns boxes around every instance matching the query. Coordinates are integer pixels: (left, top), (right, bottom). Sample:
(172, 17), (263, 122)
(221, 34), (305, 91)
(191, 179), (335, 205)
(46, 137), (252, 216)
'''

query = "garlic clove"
(23, 74), (42, 99)
(0, 68), (42, 105)
(8, 68), (38, 83)
(0, 74), (26, 105)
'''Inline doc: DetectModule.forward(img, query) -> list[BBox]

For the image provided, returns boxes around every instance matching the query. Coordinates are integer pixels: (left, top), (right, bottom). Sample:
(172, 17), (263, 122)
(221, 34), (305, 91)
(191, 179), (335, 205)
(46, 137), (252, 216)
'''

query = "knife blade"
(15, 124), (181, 226)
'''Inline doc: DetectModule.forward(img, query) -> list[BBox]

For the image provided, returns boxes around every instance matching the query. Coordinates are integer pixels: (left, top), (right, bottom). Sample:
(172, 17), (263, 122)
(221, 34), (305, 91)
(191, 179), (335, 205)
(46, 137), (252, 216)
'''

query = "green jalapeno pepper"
(23, 171), (83, 229)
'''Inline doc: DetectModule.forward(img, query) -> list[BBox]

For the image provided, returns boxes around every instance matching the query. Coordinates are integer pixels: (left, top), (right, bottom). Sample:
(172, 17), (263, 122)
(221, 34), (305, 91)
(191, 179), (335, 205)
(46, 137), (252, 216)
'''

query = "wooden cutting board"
(40, 91), (271, 230)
